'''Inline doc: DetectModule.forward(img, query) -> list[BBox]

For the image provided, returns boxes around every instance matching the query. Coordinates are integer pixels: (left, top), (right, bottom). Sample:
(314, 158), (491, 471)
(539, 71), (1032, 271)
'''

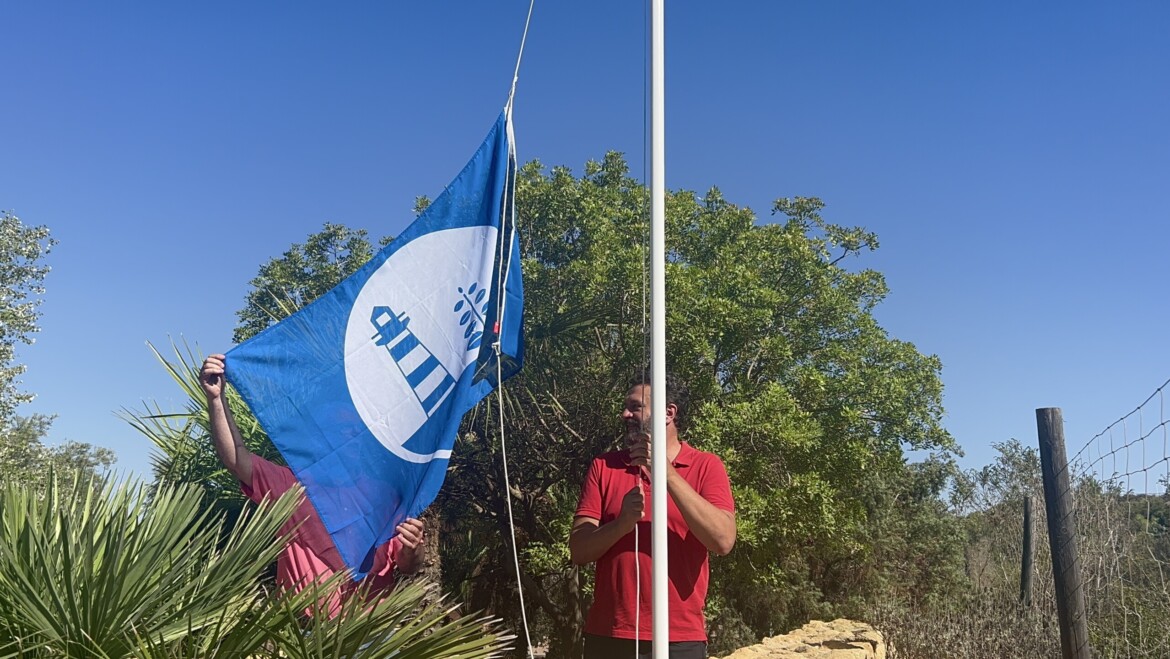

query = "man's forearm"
(222, 399), (247, 450)
(569, 516), (635, 565)
(666, 468), (736, 555)
(208, 397), (252, 484)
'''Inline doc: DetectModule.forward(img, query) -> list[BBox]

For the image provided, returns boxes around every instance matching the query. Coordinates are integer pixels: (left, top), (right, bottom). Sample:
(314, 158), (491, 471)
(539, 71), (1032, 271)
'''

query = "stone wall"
(714, 619), (886, 659)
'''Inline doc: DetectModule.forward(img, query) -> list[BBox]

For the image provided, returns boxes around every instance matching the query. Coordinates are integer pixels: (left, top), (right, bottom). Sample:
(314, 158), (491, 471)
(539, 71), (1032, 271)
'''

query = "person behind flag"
(570, 375), (736, 658)
(200, 354), (425, 616)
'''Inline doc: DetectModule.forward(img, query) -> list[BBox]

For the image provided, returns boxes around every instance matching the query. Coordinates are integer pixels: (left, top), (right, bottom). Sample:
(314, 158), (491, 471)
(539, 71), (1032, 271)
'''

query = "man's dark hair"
(628, 371), (690, 428)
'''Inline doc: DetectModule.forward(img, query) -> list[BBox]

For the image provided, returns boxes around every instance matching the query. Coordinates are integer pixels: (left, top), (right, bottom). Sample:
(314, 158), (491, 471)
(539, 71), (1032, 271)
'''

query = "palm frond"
(269, 579), (515, 659)
(0, 473), (298, 657)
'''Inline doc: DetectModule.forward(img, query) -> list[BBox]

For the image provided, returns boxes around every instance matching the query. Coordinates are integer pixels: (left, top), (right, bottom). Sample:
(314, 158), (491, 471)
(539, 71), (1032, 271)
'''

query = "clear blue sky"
(3, 2), (1168, 481)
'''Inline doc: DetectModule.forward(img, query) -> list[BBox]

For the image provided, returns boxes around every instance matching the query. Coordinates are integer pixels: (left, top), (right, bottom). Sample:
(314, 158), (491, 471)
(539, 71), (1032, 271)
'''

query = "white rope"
(497, 350), (535, 659)
(494, 115), (516, 341)
(497, 0), (530, 341)
(495, 214), (535, 658)
(505, 0), (537, 117)
(494, 106), (535, 658)
(635, 0), (651, 652)
(496, 2), (535, 644)
(634, 497), (643, 656)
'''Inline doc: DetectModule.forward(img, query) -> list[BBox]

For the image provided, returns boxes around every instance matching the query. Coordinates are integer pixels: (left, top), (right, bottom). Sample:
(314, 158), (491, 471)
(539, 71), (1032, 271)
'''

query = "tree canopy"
(0, 414), (115, 495)
(0, 211), (114, 495)
(0, 211), (55, 422)
(233, 223), (384, 344)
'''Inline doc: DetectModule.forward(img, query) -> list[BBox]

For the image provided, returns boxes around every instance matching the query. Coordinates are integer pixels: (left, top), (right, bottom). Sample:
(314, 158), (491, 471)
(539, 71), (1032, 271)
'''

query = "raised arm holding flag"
(201, 353), (424, 617)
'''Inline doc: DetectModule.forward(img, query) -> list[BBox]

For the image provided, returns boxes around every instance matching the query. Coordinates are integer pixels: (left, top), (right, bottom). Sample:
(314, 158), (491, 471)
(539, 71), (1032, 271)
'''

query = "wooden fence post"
(1037, 407), (1091, 659)
(1020, 494), (1034, 607)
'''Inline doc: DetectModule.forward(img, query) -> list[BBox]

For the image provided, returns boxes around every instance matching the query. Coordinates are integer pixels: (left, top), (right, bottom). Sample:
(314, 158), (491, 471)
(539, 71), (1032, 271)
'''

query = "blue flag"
(226, 111), (523, 578)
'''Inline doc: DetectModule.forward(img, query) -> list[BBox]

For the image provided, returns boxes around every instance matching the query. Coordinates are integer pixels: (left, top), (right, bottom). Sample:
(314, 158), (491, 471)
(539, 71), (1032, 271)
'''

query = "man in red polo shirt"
(201, 354), (425, 617)
(571, 376), (736, 658)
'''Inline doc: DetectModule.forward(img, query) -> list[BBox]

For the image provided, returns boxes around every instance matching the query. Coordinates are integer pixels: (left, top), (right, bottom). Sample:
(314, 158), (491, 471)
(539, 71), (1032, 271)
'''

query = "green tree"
(0, 211), (115, 498)
(0, 413), (115, 497)
(234, 223), (386, 344)
(0, 211), (56, 422)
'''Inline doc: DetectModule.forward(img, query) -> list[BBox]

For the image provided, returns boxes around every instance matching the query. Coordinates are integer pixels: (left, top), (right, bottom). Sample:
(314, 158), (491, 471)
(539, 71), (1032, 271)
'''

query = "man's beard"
(625, 418), (651, 443)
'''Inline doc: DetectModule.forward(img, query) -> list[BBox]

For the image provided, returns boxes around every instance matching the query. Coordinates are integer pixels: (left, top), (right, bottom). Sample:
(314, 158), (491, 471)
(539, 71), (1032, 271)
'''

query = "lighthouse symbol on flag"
(370, 306), (457, 416)
(367, 278), (490, 418)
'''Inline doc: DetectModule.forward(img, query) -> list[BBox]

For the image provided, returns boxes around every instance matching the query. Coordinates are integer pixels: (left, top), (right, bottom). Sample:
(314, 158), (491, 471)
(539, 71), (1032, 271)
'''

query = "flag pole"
(649, 0), (669, 657)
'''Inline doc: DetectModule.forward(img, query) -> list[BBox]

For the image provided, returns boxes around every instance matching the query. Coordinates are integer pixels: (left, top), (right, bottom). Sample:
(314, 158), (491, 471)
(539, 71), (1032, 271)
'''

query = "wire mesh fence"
(870, 380), (1169, 658)
(1067, 379), (1170, 658)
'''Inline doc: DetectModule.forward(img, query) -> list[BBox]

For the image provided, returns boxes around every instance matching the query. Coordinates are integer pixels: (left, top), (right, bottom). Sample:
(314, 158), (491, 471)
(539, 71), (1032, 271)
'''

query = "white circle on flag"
(344, 225), (497, 463)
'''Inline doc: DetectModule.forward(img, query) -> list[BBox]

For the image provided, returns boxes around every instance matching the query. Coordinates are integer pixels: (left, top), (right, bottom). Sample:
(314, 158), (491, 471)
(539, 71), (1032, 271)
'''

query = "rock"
(714, 619), (886, 659)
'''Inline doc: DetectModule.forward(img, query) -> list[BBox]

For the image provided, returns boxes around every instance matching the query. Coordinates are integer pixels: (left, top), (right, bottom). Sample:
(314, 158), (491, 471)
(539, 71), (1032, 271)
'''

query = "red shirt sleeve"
(574, 457), (604, 520)
(239, 455), (297, 504)
(699, 454), (735, 514)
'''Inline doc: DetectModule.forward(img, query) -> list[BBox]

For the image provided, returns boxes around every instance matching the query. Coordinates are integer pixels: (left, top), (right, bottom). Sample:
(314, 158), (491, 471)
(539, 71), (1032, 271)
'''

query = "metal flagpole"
(649, 0), (669, 657)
